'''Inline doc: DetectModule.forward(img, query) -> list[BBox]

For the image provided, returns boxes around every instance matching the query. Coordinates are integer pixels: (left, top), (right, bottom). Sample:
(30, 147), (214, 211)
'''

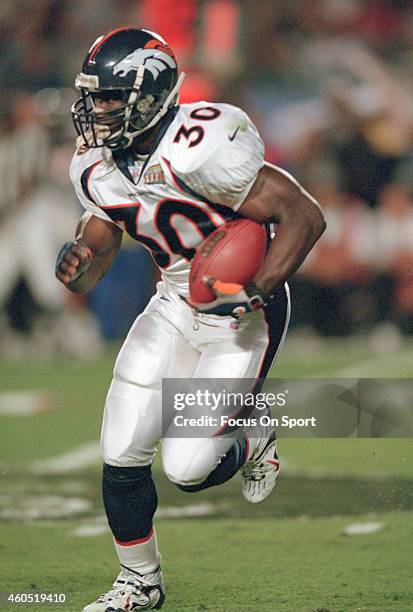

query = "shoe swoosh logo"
(254, 432), (277, 462)
(228, 126), (240, 141)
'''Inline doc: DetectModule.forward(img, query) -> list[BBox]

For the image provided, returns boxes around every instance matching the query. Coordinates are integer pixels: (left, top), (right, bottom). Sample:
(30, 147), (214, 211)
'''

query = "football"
(189, 219), (267, 303)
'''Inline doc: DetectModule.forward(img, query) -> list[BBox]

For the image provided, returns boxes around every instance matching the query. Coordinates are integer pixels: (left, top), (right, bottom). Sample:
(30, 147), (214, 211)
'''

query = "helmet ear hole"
(128, 93), (159, 131)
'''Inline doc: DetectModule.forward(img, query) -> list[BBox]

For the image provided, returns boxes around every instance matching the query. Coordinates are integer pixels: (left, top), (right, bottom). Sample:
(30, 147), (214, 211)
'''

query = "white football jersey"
(70, 102), (265, 295)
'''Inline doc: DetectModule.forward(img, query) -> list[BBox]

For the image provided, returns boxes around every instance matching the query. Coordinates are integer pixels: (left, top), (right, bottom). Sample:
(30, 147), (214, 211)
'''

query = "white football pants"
(101, 281), (290, 486)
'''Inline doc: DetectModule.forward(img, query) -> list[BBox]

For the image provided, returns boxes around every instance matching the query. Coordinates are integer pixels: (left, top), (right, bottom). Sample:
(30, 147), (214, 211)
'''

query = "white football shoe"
(82, 566), (165, 611)
(241, 428), (280, 504)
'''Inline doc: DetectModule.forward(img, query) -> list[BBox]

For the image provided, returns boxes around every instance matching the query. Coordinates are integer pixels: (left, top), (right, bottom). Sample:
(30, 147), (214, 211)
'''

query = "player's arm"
(191, 163), (325, 317)
(239, 162), (326, 295)
(174, 104), (325, 316)
(55, 213), (122, 294)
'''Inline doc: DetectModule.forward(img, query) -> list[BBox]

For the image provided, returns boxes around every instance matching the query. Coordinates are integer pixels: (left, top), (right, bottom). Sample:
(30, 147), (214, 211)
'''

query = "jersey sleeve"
(170, 106), (265, 210)
(69, 151), (115, 224)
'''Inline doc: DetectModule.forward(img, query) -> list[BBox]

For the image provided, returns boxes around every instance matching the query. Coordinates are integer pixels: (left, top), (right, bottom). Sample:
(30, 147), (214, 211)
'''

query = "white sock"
(114, 527), (161, 575)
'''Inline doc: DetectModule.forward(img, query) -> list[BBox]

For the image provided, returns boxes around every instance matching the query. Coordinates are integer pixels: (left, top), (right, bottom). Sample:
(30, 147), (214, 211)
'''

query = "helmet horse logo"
(113, 43), (176, 80)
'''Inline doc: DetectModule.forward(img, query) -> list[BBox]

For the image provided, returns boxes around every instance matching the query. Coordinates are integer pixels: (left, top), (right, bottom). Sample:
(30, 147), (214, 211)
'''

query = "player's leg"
(162, 283), (290, 497)
(84, 294), (199, 611)
(240, 283), (290, 502)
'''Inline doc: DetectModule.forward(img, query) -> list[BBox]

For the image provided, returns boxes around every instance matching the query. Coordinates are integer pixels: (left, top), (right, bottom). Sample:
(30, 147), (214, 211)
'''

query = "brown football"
(189, 219), (267, 303)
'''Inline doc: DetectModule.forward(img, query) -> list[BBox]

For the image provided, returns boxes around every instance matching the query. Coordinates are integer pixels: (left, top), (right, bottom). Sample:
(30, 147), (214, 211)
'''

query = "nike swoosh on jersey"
(228, 126), (240, 141)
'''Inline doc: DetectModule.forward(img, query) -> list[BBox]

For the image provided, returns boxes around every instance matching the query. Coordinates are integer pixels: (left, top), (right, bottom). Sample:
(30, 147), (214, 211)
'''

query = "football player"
(55, 28), (325, 611)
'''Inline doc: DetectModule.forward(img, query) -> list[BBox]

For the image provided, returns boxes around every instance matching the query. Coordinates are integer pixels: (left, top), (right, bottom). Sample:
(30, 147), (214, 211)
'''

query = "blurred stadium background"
(0, 1), (412, 611)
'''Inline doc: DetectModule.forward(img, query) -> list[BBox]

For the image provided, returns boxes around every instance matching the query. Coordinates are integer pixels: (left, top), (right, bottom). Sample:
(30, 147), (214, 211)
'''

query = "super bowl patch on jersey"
(144, 164), (166, 185)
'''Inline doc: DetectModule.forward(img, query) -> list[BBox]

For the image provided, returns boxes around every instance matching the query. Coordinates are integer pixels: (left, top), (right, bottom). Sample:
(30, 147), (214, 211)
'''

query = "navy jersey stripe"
(254, 282), (290, 392)
(80, 160), (102, 204)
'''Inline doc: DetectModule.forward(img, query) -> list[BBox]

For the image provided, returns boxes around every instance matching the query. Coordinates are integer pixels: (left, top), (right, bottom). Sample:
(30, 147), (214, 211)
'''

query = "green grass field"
(1, 339), (412, 611)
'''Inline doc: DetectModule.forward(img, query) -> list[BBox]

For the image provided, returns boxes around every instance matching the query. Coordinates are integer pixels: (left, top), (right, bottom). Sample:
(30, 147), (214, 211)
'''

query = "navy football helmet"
(71, 28), (184, 149)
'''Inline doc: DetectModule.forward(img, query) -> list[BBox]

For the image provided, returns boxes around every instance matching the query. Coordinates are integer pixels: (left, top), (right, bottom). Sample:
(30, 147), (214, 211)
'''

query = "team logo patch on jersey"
(144, 164), (165, 185)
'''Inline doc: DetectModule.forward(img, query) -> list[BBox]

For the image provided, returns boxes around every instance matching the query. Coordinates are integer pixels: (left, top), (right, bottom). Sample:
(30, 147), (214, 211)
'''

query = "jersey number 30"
(104, 107), (224, 267)
(106, 198), (222, 268)
(173, 107), (221, 148)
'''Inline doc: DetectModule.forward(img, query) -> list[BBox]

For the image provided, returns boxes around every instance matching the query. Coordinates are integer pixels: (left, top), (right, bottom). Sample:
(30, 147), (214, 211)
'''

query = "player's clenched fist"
(55, 240), (92, 286)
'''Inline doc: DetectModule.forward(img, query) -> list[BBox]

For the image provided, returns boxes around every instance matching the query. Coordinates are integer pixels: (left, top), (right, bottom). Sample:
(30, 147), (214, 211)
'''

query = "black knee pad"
(103, 462), (152, 483)
(102, 463), (157, 542)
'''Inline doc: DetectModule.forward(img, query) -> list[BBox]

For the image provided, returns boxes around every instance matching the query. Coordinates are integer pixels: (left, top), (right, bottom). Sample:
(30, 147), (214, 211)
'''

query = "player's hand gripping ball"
(55, 240), (92, 286)
(189, 219), (269, 317)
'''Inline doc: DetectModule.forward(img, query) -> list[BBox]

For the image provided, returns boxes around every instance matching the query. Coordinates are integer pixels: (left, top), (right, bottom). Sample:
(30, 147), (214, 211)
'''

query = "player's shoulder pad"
(69, 147), (103, 186)
(69, 146), (113, 204)
(165, 102), (264, 209)
(167, 102), (262, 175)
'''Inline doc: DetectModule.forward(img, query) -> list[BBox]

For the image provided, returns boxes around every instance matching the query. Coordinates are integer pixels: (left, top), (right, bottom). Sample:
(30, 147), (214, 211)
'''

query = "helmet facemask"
(72, 72), (184, 150)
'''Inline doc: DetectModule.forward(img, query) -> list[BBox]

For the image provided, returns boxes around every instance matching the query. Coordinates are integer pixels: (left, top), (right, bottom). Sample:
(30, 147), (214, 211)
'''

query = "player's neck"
(129, 124), (162, 156)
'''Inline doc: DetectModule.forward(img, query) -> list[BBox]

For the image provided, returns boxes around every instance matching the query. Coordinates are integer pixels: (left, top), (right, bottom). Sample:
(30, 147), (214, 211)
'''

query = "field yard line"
(69, 510), (412, 538)
(0, 391), (55, 415)
(0, 495), (93, 520)
(315, 346), (413, 377)
(281, 458), (396, 480)
(30, 441), (101, 474)
(343, 521), (384, 535)
(72, 504), (221, 535)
